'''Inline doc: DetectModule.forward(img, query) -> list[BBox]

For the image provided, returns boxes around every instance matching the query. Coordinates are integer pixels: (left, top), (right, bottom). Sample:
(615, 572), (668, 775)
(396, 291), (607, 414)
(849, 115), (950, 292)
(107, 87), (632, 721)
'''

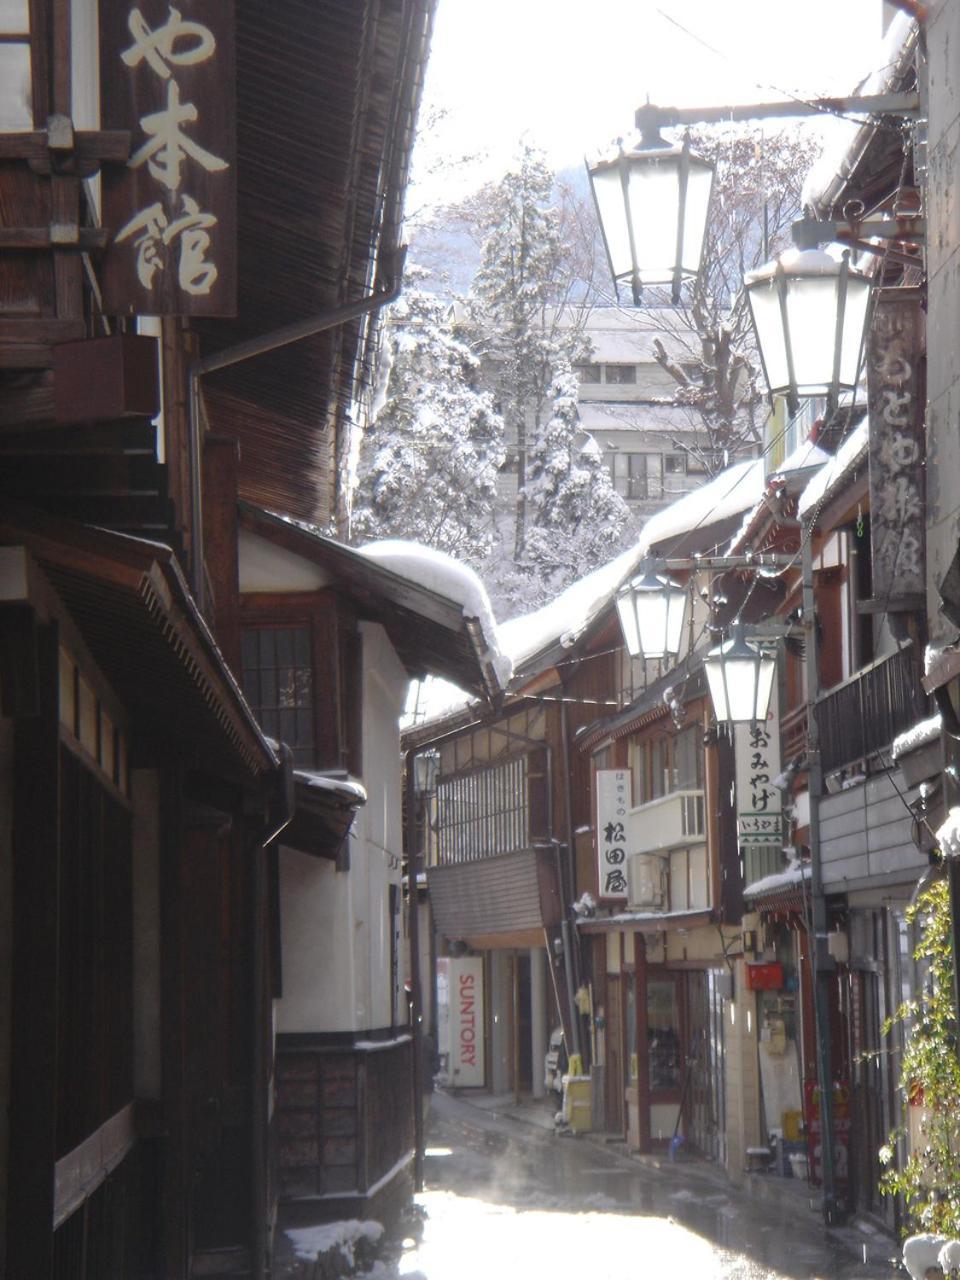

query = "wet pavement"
(383, 1091), (903, 1280)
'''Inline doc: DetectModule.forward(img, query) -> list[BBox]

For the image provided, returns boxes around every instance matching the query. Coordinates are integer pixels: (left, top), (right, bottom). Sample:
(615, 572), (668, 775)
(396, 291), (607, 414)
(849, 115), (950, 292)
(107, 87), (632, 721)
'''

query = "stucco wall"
(277, 622), (407, 1035)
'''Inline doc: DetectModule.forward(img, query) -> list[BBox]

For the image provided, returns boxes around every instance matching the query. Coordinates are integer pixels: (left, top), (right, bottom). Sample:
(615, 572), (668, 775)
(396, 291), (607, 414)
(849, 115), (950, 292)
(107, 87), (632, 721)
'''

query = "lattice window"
(437, 755), (529, 865)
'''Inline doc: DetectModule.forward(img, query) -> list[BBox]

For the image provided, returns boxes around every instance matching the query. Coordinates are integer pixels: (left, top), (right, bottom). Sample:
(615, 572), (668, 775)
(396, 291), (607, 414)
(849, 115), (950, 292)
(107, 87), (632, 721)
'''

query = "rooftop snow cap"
(357, 539), (512, 690)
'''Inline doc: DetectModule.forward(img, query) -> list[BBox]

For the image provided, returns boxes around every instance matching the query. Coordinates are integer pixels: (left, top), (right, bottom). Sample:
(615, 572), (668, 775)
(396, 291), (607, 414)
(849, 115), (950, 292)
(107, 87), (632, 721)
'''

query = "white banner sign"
(438, 956), (484, 1087)
(596, 768), (632, 900)
(734, 676), (782, 845)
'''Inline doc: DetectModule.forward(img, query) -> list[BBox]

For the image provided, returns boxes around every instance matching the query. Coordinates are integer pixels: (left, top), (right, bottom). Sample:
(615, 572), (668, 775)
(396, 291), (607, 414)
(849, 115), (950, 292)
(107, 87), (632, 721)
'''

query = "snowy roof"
(744, 863), (810, 898)
(892, 714), (942, 762)
(726, 439), (832, 553)
(402, 673), (477, 730)
(577, 400), (709, 436)
(500, 458), (765, 671)
(802, 13), (917, 214)
(357, 539), (511, 688)
(294, 770), (368, 805)
(797, 420), (869, 520)
(936, 807), (960, 861)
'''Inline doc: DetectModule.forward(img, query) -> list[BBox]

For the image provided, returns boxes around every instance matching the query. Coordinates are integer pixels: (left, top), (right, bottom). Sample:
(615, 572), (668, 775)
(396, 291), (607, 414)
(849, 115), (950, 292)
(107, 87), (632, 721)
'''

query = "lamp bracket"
(791, 214), (925, 250)
(637, 92), (921, 132)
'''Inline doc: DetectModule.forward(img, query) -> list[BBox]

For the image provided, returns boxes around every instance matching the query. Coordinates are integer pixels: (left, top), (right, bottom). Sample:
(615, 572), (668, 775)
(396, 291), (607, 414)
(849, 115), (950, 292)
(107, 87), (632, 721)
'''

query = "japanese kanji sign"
(101, 1), (236, 315)
(734, 675), (782, 846)
(596, 769), (632, 901)
(867, 288), (925, 602)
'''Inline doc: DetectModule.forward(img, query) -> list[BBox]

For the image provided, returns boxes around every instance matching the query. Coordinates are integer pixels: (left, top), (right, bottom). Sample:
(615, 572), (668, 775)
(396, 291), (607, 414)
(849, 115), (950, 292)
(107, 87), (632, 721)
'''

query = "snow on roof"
(802, 12), (916, 214)
(797, 420), (869, 519)
(500, 459), (765, 670)
(294, 770), (368, 805)
(936, 807), (960, 861)
(577, 400), (708, 436)
(726, 440), (832, 553)
(357, 539), (511, 687)
(892, 714), (942, 761)
(402, 673), (477, 730)
(744, 863), (810, 898)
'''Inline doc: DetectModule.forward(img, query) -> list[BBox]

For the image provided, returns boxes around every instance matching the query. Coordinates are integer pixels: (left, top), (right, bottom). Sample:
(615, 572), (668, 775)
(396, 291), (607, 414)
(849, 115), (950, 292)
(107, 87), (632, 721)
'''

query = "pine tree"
(466, 145), (589, 561)
(352, 279), (504, 561)
(521, 360), (628, 595)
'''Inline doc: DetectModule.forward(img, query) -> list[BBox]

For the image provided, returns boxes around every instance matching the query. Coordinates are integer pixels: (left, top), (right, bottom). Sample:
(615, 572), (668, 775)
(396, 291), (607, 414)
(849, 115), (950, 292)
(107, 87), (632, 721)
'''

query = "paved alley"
(384, 1093), (901, 1280)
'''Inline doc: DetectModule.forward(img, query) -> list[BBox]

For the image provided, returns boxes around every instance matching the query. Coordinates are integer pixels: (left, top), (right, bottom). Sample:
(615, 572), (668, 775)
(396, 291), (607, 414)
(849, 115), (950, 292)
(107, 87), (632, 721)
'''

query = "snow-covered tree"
(521, 361), (629, 595)
(352, 280), (504, 561)
(465, 145), (593, 560)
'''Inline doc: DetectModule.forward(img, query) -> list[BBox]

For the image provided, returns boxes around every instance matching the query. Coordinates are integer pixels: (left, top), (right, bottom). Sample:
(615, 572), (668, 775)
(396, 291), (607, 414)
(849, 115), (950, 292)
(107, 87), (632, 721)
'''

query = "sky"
(410, 0), (891, 211)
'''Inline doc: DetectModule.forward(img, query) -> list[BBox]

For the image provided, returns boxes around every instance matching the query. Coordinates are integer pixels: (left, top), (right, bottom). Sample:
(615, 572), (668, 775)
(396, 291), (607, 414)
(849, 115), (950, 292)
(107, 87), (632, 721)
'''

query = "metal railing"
(815, 644), (927, 776)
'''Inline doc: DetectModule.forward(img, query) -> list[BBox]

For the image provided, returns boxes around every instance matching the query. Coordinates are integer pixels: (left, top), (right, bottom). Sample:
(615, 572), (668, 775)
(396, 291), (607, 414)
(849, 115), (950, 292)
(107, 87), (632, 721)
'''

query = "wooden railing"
(815, 645), (927, 776)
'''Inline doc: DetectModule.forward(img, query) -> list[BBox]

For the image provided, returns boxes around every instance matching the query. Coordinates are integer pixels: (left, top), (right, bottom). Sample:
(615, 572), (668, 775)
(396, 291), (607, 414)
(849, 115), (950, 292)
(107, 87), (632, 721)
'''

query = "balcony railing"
(627, 789), (705, 856)
(815, 644), (927, 776)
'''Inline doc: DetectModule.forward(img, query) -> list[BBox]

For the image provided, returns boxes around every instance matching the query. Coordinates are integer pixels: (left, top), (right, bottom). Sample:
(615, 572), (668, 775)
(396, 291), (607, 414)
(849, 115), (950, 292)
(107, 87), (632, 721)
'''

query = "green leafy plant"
(879, 878), (960, 1235)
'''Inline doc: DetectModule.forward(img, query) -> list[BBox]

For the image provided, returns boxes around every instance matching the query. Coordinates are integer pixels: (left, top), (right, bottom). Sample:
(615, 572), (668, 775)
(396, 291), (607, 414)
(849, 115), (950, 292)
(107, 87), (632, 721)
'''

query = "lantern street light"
(587, 103), (715, 305)
(615, 563), (688, 661)
(744, 221), (874, 415)
(703, 623), (777, 725)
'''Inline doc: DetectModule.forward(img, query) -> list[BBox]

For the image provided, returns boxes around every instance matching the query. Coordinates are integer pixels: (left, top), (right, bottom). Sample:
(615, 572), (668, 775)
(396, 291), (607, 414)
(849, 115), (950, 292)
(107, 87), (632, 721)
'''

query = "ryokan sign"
(101, 1), (237, 315)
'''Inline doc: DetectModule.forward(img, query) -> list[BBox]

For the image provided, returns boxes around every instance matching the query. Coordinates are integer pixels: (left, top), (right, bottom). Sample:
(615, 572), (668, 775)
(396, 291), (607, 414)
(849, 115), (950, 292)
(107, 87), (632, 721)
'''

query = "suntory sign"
(438, 956), (484, 1087)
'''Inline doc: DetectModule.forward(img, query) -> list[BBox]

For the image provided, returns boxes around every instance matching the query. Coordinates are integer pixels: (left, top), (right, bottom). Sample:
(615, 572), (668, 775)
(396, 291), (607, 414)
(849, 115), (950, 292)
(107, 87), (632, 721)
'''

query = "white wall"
(277, 622), (408, 1035)
(238, 529), (332, 594)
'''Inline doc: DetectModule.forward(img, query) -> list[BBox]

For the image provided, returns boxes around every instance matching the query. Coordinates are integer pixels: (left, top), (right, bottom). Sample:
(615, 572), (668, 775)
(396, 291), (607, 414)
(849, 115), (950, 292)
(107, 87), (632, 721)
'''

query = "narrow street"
(388, 1093), (900, 1280)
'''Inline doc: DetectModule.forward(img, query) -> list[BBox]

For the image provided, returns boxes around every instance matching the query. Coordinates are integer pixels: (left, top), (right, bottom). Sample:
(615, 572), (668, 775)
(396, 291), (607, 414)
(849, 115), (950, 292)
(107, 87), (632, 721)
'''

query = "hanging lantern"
(615, 565), (688, 660)
(744, 240), (872, 411)
(588, 105), (715, 305)
(703, 624), (777, 724)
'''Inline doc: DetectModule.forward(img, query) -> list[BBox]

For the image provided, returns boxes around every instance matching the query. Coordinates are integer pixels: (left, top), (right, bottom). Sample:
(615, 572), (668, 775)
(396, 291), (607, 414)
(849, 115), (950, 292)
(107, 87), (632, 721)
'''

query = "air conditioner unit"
(627, 852), (666, 910)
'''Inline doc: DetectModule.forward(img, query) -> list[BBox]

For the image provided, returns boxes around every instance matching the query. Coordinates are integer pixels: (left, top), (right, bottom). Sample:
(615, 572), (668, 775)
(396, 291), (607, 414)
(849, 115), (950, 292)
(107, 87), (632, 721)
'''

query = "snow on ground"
(286, 1218), (383, 1264)
(358, 540), (511, 687)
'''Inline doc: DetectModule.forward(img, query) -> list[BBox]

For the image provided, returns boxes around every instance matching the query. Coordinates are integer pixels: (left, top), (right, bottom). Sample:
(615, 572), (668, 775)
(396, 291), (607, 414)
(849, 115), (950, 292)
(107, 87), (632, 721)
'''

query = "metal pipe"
(187, 250), (407, 605)
(802, 520), (840, 1224)
(404, 747), (425, 1191)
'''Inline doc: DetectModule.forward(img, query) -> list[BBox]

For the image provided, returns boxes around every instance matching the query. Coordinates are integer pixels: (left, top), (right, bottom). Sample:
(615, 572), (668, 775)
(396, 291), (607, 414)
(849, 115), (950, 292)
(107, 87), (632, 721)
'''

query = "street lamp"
(703, 623), (777, 725)
(744, 226), (873, 413)
(615, 564), (688, 661)
(587, 104), (714, 305)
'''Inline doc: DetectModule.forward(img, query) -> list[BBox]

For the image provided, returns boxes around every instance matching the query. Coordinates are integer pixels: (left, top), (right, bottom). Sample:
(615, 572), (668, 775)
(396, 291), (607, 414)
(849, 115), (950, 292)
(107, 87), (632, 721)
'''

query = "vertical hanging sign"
(867, 288), (925, 604)
(101, 1), (237, 315)
(596, 768), (632, 901)
(734, 677), (782, 848)
(437, 956), (485, 1087)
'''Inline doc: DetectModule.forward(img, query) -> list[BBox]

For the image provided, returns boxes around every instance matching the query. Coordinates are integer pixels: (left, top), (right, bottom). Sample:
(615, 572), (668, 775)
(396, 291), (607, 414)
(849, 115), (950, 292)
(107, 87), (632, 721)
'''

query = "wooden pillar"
(634, 932), (652, 1153)
(7, 621), (59, 1278)
(159, 767), (188, 1280)
(202, 436), (242, 675)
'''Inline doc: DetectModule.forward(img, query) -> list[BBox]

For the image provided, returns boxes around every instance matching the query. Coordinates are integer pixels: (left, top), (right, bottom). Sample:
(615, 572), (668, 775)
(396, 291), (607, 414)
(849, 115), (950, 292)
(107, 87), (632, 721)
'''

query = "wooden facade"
(1, 2), (440, 1277)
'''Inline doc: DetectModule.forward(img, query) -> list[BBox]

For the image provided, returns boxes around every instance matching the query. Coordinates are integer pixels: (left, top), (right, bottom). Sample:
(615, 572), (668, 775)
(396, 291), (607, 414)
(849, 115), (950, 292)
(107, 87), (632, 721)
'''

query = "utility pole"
(801, 523), (840, 1224)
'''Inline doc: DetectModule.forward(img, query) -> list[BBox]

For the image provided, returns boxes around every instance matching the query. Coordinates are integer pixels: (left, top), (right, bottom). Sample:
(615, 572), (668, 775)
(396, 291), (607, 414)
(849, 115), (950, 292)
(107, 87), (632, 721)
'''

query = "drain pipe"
(187, 248), (407, 608)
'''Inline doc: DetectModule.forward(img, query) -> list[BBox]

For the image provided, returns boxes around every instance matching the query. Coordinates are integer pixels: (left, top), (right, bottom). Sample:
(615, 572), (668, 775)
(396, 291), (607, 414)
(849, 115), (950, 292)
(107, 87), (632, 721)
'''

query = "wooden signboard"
(100, 1), (236, 316)
(867, 289), (925, 605)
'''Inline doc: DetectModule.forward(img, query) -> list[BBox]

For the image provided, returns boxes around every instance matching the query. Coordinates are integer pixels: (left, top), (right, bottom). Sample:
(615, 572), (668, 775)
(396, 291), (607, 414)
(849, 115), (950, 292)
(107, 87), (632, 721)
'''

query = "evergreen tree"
(521, 360), (628, 595)
(352, 279), (504, 561)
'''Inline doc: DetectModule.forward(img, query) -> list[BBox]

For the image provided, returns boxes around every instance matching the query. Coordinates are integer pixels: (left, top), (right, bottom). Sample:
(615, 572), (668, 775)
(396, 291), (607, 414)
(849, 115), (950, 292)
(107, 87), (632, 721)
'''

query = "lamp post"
(615, 563), (688, 661)
(703, 623), (778, 726)
(587, 103), (715, 305)
(745, 223), (874, 415)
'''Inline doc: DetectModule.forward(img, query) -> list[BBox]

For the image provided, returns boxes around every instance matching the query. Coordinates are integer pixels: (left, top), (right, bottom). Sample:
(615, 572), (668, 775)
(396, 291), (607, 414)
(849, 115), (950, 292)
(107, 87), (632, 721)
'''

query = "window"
(605, 364), (637, 385)
(623, 453), (662, 501)
(630, 727), (703, 805)
(242, 625), (315, 766)
(437, 755), (529, 865)
(577, 363), (601, 384)
(0, 1), (32, 131)
(664, 453), (687, 475)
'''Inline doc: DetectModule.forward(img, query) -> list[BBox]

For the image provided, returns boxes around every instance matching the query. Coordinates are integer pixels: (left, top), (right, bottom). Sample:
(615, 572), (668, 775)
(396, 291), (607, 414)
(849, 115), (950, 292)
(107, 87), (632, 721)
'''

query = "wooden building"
(0, 1), (442, 1277)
